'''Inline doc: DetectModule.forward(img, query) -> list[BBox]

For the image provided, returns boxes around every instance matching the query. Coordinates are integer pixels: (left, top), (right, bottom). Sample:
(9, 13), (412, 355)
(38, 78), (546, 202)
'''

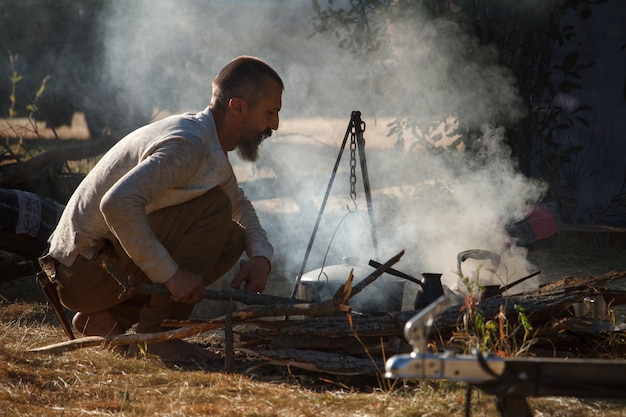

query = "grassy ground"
(1, 233), (626, 416)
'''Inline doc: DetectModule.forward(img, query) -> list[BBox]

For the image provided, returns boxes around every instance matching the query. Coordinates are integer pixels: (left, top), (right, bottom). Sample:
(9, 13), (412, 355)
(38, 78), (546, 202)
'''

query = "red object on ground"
(527, 205), (559, 240)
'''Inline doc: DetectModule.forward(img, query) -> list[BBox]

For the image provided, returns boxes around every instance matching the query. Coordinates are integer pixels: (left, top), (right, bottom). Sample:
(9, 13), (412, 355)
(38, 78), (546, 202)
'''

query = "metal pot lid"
(301, 264), (404, 284)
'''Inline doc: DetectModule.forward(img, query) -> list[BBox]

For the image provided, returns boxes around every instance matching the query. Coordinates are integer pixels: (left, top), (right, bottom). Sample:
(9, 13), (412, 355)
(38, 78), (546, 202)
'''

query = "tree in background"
(0, 0), (153, 203)
(309, 0), (607, 183)
(0, 0), (150, 138)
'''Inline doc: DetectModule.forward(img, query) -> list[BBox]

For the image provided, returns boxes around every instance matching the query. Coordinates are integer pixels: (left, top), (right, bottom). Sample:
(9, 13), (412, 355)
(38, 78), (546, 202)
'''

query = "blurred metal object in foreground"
(385, 295), (626, 417)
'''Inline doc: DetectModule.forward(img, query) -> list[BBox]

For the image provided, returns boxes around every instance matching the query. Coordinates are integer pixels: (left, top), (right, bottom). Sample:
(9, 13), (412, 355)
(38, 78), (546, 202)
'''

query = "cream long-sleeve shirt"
(48, 107), (273, 283)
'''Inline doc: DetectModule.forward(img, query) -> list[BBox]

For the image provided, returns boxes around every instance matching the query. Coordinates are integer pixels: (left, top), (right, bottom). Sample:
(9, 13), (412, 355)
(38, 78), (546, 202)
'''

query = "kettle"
(368, 260), (444, 310)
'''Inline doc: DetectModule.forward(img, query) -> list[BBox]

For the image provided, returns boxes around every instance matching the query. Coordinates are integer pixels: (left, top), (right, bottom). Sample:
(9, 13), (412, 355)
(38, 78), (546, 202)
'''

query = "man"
(44, 56), (283, 361)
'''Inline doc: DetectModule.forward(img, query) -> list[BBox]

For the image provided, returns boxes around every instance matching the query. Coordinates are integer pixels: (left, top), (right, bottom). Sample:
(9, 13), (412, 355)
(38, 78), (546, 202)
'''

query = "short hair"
(210, 56), (284, 111)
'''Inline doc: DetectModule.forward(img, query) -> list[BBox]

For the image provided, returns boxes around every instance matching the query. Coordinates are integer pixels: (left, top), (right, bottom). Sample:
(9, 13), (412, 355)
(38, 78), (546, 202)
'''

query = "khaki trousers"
(56, 187), (244, 332)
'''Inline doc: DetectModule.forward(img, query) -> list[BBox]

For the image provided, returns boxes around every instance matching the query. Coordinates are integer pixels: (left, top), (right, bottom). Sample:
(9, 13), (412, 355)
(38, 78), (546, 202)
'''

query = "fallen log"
(437, 270), (626, 329)
(241, 271), (626, 345)
(238, 348), (383, 376)
(0, 137), (115, 188)
(236, 271), (626, 374)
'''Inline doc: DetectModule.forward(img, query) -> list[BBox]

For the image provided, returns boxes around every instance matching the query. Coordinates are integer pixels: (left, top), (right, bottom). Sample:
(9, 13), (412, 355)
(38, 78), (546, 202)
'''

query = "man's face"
(236, 81), (282, 162)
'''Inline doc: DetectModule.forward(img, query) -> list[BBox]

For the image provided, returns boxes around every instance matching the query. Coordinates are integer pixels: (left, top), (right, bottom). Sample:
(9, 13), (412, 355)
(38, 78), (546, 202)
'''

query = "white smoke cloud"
(101, 0), (547, 301)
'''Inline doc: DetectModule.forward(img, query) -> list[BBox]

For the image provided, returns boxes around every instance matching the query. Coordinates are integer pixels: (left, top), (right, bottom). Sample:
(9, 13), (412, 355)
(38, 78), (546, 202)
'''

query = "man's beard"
(236, 128), (272, 162)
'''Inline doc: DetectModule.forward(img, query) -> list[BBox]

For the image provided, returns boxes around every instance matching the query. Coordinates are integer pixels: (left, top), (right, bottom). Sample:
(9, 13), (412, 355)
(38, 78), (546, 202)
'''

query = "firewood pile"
(236, 270), (626, 375)
(28, 250), (626, 376)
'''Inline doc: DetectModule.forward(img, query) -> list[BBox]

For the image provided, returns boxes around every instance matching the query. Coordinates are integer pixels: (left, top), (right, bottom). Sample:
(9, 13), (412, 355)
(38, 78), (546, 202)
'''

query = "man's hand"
(163, 267), (205, 304)
(231, 256), (270, 293)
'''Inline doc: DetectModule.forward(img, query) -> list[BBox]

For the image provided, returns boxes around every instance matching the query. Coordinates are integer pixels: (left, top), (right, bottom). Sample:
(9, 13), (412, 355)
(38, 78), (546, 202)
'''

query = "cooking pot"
(298, 262), (406, 313)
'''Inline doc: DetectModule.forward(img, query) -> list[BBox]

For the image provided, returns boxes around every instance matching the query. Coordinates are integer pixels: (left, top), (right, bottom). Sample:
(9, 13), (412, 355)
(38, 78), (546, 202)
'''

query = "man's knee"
(55, 239), (139, 313)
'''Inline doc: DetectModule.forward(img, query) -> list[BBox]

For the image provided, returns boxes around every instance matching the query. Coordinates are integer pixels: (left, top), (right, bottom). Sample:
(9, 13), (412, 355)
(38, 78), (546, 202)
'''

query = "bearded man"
(43, 56), (283, 361)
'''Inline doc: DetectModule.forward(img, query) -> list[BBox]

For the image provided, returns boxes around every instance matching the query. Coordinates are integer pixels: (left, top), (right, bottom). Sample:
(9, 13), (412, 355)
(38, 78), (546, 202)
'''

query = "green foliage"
(453, 267), (536, 357)
(4, 52), (50, 122)
(387, 116), (463, 152)
(509, 0), (605, 190)
(25, 75), (50, 119)
(310, 0), (607, 180)
(311, 0), (390, 59)
(532, 49), (596, 187)
(118, 388), (132, 412)
(7, 53), (21, 118)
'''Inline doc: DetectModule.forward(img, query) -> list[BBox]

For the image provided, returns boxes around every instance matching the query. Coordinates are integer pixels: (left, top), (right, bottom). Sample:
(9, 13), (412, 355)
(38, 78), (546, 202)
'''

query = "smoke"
(101, 1), (547, 298)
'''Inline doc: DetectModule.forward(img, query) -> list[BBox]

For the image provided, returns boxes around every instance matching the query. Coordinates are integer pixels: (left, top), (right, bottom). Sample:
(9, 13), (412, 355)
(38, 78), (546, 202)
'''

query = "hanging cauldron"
(298, 260), (407, 313)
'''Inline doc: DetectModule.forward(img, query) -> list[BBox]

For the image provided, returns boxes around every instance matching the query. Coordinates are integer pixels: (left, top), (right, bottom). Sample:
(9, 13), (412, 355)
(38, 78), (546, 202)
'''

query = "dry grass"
(2, 234), (626, 416)
(0, 305), (488, 417)
(0, 304), (624, 416)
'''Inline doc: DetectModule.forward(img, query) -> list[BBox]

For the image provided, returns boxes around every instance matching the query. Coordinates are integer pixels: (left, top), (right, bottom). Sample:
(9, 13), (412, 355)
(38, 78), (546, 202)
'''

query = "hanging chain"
(349, 119), (358, 204)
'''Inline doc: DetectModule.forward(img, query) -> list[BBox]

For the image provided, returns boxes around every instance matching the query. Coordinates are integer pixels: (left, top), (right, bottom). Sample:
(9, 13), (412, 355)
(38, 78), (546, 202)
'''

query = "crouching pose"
(44, 56), (283, 361)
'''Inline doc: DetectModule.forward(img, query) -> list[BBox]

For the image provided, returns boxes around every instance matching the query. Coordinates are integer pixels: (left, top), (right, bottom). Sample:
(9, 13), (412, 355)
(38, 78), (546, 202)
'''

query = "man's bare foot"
(73, 310), (124, 336)
(127, 339), (220, 363)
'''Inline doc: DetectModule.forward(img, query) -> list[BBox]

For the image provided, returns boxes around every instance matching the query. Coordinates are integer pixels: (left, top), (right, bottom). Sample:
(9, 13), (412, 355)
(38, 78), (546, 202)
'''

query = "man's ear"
(228, 97), (248, 119)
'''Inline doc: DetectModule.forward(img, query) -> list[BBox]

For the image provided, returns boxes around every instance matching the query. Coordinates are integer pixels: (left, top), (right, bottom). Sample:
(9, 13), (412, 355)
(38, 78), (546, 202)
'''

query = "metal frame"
(386, 296), (626, 417)
(290, 111), (378, 300)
